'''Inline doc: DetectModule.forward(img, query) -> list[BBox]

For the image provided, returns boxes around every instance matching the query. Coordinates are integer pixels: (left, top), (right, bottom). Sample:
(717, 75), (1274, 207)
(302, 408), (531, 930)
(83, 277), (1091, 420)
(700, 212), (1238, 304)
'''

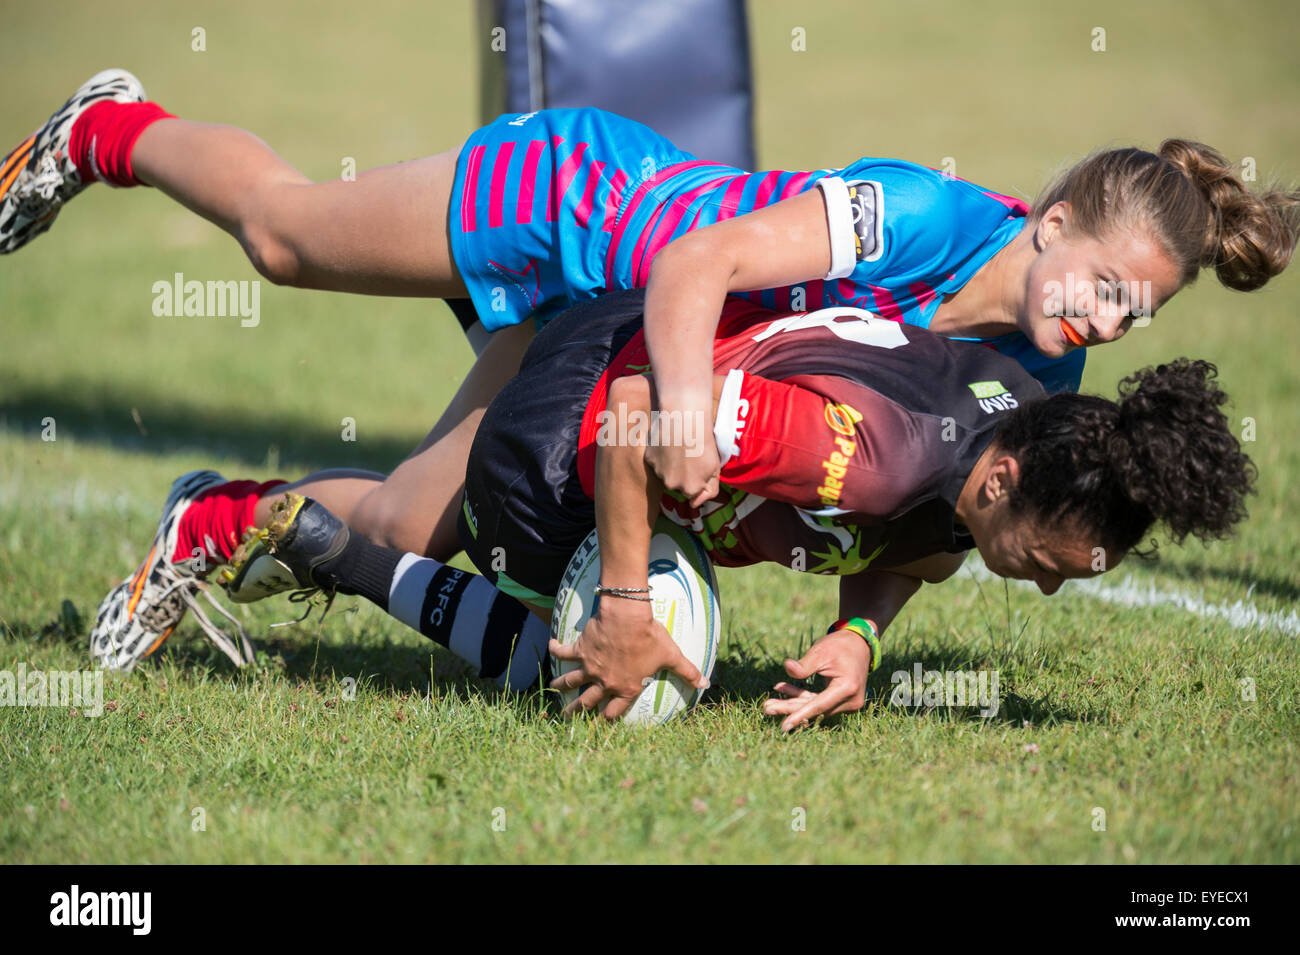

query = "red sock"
(69, 101), (174, 187)
(173, 479), (287, 569)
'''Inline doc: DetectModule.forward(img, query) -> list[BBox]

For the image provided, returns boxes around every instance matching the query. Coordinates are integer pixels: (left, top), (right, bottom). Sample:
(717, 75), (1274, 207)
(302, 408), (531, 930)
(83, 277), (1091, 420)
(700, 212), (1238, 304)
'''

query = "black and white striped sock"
(384, 553), (550, 692)
(319, 532), (551, 691)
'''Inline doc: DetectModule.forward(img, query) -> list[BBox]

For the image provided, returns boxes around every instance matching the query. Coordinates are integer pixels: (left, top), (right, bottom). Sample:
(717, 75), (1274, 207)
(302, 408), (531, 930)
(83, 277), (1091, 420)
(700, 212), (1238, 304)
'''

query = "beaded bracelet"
(595, 585), (652, 602)
(827, 616), (881, 673)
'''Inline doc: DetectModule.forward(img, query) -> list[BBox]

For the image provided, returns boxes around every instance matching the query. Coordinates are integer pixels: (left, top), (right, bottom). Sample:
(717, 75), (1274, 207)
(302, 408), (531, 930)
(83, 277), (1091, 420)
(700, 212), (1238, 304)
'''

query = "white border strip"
(967, 560), (1300, 637)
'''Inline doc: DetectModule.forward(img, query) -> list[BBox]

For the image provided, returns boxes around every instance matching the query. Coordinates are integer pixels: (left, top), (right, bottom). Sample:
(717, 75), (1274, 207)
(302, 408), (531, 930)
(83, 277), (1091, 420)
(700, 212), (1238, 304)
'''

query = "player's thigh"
(361, 407), (483, 558)
(270, 144), (469, 297)
(352, 319), (537, 555)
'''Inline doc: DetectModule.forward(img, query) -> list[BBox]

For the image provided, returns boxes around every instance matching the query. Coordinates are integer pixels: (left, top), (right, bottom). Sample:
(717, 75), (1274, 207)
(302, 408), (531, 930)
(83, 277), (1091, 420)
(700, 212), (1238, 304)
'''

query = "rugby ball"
(550, 516), (722, 725)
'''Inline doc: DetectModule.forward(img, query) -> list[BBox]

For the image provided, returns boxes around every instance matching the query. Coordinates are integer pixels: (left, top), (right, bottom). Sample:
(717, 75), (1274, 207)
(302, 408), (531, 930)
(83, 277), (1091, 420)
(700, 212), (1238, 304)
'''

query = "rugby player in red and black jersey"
(92, 290), (1254, 731)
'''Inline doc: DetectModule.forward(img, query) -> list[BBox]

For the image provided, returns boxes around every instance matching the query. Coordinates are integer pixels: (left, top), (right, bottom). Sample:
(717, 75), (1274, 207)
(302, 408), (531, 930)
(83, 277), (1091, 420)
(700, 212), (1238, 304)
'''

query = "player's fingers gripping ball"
(549, 517), (722, 726)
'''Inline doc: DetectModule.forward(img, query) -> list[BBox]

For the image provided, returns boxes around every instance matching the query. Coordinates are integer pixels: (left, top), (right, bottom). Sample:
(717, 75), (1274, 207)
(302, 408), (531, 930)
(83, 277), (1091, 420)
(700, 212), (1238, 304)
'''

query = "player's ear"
(984, 454), (1022, 503)
(1035, 201), (1070, 249)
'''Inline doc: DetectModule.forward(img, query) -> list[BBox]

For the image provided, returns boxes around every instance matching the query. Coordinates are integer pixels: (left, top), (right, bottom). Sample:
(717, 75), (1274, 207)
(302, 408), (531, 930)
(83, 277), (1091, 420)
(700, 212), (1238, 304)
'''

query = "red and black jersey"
(576, 297), (1045, 574)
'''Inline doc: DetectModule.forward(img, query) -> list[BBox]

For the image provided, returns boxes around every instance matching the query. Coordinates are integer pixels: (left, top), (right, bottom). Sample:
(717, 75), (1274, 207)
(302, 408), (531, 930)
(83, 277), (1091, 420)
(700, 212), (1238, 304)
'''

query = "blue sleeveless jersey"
(448, 107), (1084, 394)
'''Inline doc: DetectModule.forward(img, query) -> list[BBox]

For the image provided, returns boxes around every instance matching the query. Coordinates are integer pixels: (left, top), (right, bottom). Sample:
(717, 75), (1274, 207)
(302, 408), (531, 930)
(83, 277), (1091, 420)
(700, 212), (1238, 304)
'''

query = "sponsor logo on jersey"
(817, 433), (858, 509)
(824, 401), (863, 437)
(486, 257), (542, 309)
(968, 380), (1019, 414)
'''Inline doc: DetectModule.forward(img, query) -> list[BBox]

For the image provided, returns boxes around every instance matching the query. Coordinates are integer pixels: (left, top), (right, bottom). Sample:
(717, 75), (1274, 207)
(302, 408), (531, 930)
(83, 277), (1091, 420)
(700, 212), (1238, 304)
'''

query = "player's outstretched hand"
(549, 597), (708, 721)
(762, 630), (872, 733)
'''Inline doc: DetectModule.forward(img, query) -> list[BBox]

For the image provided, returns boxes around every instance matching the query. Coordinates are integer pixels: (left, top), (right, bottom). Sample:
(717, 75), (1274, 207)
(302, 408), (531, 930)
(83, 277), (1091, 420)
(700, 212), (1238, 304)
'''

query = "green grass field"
(2, 0), (1298, 863)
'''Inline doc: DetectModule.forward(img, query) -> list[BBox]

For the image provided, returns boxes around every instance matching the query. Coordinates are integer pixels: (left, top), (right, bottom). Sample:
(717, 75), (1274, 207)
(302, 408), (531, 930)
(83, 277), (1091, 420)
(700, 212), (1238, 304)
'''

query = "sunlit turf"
(2, 0), (1297, 863)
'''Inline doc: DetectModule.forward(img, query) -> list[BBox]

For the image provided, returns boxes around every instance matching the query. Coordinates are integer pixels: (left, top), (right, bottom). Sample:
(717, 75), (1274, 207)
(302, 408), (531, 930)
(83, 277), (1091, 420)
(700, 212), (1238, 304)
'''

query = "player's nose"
(1089, 309), (1130, 343)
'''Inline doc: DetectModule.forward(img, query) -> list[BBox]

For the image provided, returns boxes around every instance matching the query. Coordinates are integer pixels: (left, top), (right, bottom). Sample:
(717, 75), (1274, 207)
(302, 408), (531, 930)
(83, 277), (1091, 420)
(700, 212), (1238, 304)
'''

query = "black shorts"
(457, 289), (647, 608)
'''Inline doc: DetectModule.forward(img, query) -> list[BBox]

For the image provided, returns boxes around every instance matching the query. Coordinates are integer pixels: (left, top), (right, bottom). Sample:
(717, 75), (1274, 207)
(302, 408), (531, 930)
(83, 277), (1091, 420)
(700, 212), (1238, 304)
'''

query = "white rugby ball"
(550, 516), (722, 725)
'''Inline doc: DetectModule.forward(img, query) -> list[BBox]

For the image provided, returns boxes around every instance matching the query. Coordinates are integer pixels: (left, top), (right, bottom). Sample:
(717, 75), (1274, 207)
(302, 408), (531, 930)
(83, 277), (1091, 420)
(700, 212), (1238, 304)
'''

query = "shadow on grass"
(157, 629), (516, 702)
(710, 641), (1097, 726)
(1, 383), (422, 472)
(0, 614), (515, 708)
(5, 612), (1094, 727)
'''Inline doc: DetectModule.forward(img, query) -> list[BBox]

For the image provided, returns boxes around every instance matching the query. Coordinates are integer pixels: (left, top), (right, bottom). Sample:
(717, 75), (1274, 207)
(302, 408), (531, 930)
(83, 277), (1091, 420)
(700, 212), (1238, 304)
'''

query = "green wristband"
(828, 616), (881, 673)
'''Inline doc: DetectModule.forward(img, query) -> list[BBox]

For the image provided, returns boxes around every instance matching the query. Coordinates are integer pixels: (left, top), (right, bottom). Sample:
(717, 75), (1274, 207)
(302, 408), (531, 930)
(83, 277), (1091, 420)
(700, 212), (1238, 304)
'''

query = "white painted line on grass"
(967, 561), (1300, 637)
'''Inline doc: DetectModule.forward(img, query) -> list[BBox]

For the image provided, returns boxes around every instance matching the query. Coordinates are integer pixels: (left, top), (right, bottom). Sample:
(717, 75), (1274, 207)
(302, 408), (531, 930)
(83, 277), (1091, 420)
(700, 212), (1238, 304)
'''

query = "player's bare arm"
(548, 371), (715, 719)
(642, 188), (834, 507)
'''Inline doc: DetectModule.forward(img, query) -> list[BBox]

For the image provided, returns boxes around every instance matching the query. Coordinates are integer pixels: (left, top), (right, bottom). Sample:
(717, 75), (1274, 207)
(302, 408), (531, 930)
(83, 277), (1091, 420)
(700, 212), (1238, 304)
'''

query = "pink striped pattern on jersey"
(631, 173), (735, 284)
(602, 168), (630, 232)
(869, 284), (905, 321)
(778, 170), (816, 199)
(685, 203), (705, 233)
(547, 139), (589, 223)
(692, 171), (809, 249)
(713, 174), (752, 222)
(603, 160), (725, 288)
(909, 281), (939, 311)
(488, 141), (515, 229)
(517, 139), (546, 225)
(574, 160), (606, 230)
(835, 278), (871, 309)
(752, 170), (782, 210)
(459, 144), (487, 233)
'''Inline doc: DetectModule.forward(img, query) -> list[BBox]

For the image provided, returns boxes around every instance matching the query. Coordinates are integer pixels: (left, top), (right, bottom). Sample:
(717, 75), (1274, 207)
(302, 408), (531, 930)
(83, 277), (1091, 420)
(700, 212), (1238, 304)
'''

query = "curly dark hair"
(993, 358), (1256, 556)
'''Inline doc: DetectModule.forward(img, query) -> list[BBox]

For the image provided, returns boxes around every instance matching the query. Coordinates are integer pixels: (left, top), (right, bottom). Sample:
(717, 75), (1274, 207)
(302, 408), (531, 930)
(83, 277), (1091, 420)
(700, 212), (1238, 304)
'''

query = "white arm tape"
(816, 176), (858, 281)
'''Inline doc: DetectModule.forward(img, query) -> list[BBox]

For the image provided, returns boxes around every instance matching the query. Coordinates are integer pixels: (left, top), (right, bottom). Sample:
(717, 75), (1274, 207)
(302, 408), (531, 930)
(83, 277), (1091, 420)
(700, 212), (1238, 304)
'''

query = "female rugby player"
(5, 70), (1294, 561)
(91, 291), (1254, 732)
